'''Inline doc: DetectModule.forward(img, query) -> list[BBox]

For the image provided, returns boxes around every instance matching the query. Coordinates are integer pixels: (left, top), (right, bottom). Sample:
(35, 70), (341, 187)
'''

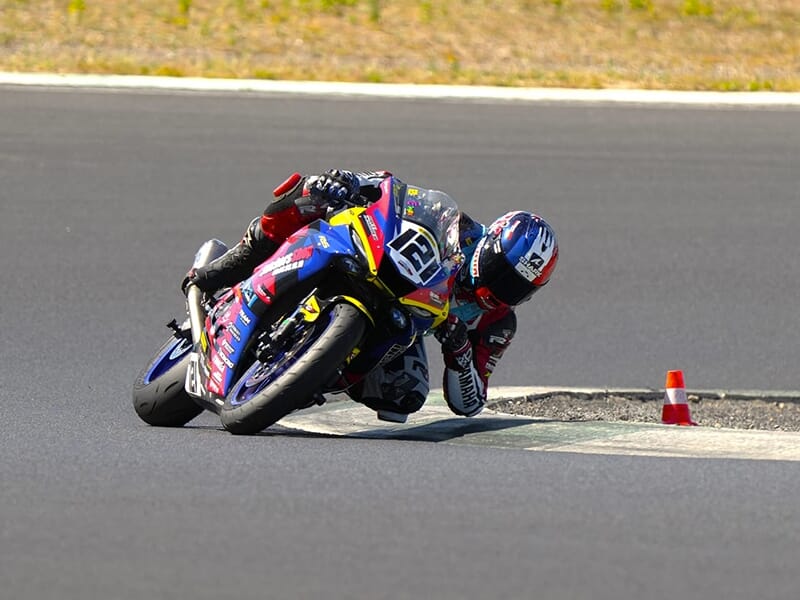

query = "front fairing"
(200, 220), (357, 397)
(357, 178), (463, 331)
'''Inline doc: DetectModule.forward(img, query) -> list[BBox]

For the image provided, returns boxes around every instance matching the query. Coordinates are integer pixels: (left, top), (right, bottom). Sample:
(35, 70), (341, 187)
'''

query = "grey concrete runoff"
(281, 388), (800, 462)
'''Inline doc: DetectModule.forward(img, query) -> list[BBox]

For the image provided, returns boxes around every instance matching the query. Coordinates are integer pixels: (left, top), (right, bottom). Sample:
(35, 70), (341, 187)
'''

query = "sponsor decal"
(515, 224), (555, 282)
(428, 291), (445, 307)
(269, 260), (305, 277)
(229, 324), (241, 342)
(378, 343), (409, 366)
(457, 369), (480, 410)
(485, 355), (499, 376)
(515, 253), (544, 282)
(239, 310), (252, 326)
(470, 238), (487, 279)
(256, 246), (314, 278)
(294, 245), (315, 260)
(240, 282), (257, 307)
(256, 283), (273, 303)
(220, 339), (235, 355)
(319, 235), (330, 249)
(361, 214), (379, 240)
(260, 253), (306, 277)
(219, 352), (234, 370)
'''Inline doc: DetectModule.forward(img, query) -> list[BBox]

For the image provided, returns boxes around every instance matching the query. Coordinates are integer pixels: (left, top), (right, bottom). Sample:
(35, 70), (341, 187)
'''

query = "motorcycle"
(132, 177), (463, 434)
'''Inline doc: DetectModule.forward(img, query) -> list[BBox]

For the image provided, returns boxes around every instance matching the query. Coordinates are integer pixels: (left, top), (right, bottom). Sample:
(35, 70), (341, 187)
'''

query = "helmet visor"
(479, 250), (540, 306)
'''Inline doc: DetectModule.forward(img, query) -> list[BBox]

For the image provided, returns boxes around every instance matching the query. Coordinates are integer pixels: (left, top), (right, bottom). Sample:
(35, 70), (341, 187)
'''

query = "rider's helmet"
(469, 211), (558, 310)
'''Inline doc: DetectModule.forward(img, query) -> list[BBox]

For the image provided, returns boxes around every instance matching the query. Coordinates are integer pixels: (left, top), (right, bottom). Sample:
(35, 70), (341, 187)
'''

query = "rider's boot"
(190, 217), (279, 293)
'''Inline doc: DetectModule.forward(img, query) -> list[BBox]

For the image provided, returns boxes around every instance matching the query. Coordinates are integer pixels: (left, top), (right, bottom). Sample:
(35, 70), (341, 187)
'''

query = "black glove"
(181, 266), (217, 294)
(181, 268), (199, 295)
(435, 315), (469, 353)
(308, 169), (361, 208)
(435, 315), (473, 372)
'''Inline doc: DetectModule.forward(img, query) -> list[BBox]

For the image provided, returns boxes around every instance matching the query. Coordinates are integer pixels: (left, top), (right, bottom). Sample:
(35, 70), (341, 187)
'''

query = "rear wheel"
(220, 302), (367, 435)
(132, 332), (203, 427)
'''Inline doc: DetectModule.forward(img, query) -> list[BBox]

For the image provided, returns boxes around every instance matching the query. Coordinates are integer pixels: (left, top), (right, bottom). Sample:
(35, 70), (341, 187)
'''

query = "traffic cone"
(662, 370), (697, 426)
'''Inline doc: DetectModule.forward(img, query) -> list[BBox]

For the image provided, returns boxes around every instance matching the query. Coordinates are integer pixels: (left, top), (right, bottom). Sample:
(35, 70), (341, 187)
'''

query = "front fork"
(256, 288), (375, 363)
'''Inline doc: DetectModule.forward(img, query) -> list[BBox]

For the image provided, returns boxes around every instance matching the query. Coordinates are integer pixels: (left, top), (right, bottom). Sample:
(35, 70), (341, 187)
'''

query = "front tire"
(220, 302), (367, 435)
(132, 333), (204, 427)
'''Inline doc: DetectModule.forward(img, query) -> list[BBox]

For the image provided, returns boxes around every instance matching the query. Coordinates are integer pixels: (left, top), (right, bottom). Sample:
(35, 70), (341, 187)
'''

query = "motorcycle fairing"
(197, 175), (462, 398)
(203, 285), (260, 397)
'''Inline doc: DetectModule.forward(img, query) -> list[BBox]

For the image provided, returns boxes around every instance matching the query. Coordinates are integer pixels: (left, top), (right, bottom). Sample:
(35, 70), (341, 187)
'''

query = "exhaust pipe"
(185, 238), (228, 345)
(186, 285), (206, 346)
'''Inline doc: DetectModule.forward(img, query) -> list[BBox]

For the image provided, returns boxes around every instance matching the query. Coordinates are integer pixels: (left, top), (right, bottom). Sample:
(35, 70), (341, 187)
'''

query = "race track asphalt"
(1, 85), (799, 600)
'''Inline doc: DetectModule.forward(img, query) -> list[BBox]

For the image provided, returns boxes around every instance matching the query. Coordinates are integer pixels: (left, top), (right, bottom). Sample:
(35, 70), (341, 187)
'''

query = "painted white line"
(2, 72), (800, 107)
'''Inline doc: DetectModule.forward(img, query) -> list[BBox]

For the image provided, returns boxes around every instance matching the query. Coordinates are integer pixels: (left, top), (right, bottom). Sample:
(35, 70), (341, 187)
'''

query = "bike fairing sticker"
(205, 291), (259, 397)
(252, 244), (316, 303)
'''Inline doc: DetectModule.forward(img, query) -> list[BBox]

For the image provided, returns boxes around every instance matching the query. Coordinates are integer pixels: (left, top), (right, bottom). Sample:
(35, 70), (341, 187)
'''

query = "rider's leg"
(190, 217), (279, 292)
(348, 338), (430, 423)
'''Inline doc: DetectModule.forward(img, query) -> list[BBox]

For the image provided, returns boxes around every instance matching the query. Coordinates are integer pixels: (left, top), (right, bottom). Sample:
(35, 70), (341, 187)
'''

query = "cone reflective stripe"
(662, 370), (697, 426)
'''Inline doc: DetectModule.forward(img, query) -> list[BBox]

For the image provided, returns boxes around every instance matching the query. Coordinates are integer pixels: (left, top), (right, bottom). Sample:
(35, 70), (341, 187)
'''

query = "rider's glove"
(181, 266), (217, 294)
(435, 315), (473, 371)
(307, 169), (361, 209)
(181, 268), (199, 295)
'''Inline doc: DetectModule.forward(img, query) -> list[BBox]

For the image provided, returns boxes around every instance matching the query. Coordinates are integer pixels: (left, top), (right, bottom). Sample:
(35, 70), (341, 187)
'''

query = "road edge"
(2, 72), (800, 107)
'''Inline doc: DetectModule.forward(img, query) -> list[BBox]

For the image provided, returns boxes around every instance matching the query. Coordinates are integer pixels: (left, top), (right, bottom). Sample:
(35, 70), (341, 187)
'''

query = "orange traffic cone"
(662, 370), (697, 426)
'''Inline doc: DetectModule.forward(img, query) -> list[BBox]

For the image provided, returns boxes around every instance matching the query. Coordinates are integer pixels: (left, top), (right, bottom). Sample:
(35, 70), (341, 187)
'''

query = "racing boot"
(183, 217), (279, 294)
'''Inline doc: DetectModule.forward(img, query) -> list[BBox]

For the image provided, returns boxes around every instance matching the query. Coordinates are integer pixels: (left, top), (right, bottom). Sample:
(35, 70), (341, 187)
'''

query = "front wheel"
(132, 331), (204, 427)
(220, 302), (367, 435)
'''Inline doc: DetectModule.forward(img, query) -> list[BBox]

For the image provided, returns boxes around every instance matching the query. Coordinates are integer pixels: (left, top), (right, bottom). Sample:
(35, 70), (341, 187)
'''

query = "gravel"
(489, 392), (800, 432)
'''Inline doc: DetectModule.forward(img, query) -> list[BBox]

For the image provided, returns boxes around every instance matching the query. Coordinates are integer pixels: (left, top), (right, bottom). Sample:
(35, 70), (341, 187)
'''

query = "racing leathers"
(186, 170), (517, 422)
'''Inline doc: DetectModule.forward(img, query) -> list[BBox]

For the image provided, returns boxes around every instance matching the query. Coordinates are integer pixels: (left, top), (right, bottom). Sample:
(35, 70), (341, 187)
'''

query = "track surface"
(2, 87), (799, 599)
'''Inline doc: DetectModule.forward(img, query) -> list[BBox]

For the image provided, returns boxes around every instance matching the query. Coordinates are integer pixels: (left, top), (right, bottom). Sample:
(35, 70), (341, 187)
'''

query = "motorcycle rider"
(183, 169), (558, 423)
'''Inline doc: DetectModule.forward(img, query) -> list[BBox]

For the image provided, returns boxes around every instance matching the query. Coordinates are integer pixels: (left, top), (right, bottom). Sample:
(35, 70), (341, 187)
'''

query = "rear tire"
(220, 302), (367, 435)
(133, 334), (204, 427)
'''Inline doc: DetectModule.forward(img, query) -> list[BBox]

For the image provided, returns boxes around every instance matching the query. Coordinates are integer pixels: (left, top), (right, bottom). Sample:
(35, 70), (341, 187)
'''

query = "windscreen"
(397, 186), (462, 270)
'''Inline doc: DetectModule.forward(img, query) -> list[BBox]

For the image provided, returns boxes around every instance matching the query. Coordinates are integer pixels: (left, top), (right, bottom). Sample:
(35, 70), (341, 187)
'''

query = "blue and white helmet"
(469, 211), (558, 309)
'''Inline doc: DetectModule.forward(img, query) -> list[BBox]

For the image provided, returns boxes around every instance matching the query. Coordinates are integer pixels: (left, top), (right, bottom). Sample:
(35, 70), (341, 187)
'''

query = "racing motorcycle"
(132, 177), (463, 434)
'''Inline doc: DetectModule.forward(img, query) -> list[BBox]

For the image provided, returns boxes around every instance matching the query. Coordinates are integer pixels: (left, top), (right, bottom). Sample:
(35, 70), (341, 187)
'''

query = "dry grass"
(2, 0), (799, 90)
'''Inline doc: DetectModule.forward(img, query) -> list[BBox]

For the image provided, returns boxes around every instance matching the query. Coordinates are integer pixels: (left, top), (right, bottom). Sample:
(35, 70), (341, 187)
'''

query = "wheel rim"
(143, 336), (192, 385)
(228, 311), (333, 407)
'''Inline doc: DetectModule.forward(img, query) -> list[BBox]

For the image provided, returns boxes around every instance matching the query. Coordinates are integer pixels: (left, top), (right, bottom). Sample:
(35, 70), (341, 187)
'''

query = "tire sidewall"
(132, 334), (203, 427)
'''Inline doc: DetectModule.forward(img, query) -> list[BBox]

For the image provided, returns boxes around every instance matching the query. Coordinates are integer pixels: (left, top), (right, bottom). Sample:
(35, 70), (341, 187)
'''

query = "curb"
(486, 385), (800, 402)
(279, 389), (800, 461)
(2, 72), (800, 107)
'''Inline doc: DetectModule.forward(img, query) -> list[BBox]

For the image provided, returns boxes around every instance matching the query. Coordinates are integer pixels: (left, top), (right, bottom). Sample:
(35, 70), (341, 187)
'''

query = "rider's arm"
(186, 169), (389, 293)
(442, 309), (517, 417)
(260, 170), (392, 243)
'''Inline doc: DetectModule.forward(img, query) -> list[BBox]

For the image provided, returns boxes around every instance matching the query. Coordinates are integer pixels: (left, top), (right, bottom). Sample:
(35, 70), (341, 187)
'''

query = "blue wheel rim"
(228, 311), (333, 407)
(143, 336), (193, 385)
